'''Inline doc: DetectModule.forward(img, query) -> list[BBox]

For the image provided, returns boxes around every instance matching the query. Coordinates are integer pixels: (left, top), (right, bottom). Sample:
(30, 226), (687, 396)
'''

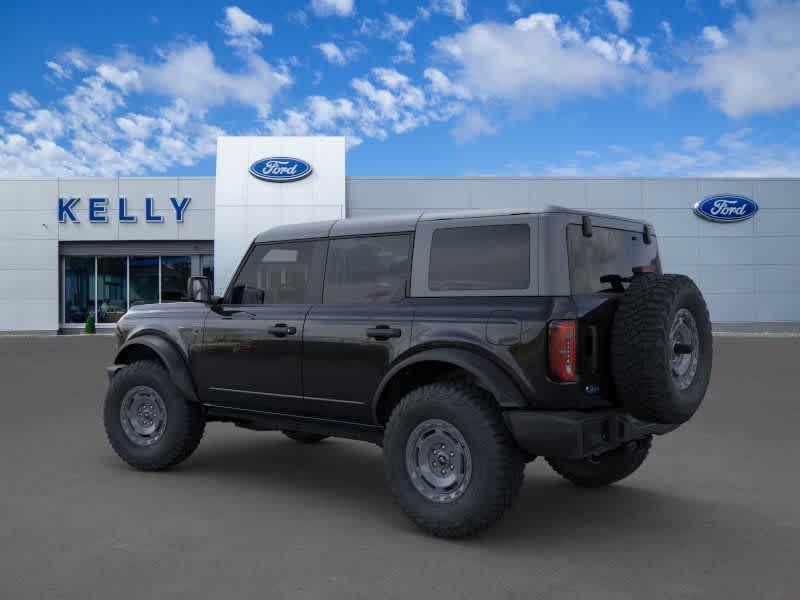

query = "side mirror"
(187, 276), (212, 303)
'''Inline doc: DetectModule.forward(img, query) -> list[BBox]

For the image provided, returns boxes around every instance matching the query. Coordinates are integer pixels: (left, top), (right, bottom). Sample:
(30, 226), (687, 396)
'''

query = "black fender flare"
(371, 347), (529, 422)
(114, 334), (199, 403)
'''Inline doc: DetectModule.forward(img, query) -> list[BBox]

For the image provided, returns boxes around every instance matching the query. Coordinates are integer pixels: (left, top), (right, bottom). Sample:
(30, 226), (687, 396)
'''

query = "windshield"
(567, 224), (661, 294)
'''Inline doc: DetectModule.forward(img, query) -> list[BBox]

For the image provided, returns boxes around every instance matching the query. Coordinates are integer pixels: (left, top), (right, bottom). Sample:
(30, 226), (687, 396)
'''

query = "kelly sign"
(58, 197), (191, 223)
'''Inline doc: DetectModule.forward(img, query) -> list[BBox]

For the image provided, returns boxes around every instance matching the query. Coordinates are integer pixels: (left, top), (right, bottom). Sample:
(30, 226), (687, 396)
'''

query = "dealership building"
(0, 135), (798, 334)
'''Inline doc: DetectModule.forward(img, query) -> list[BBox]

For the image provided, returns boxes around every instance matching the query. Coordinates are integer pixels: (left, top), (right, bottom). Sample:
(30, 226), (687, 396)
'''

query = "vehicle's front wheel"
(384, 382), (524, 538)
(545, 437), (651, 488)
(103, 360), (205, 471)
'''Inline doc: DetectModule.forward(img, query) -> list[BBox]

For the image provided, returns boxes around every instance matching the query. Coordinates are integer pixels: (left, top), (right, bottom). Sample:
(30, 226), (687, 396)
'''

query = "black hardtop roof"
(253, 206), (649, 243)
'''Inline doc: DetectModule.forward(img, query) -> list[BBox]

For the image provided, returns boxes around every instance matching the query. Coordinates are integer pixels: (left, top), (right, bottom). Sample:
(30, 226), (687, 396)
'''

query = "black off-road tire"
(546, 437), (651, 488)
(104, 360), (205, 471)
(384, 382), (525, 538)
(281, 430), (328, 444)
(611, 273), (712, 425)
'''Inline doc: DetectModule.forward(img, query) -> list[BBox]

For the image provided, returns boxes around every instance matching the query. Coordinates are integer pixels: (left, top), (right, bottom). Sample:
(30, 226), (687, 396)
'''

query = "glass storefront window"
(64, 256), (95, 324)
(161, 256), (191, 302)
(97, 257), (128, 323)
(62, 253), (213, 325)
(130, 256), (159, 307)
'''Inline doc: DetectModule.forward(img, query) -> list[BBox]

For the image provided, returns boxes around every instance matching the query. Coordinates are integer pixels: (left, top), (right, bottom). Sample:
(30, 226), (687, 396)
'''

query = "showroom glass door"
(129, 256), (159, 307)
(63, 256), (96, 325)
(97, 257), (128, 324)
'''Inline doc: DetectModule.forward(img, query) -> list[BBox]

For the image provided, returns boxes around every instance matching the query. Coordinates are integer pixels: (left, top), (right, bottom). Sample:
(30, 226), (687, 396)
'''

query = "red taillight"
(548, 320), (577, 382)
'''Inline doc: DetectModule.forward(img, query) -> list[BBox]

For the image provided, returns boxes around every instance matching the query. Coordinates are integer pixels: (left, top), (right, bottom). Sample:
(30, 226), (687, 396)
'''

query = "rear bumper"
(504, 409), (677, 460)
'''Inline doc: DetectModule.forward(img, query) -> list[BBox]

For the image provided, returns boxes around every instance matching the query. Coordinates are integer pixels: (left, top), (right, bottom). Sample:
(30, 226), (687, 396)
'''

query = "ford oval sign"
(693, 195), (758, 223)
(249, 157), (312, 183)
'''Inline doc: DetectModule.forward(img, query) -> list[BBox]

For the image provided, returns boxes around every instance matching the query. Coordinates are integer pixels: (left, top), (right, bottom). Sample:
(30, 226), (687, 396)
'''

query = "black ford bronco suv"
(104, 207), (712, 538)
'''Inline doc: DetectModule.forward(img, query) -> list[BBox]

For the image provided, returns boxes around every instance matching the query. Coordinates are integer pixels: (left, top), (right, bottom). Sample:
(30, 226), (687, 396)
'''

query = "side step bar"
(203, 403), (385, 445)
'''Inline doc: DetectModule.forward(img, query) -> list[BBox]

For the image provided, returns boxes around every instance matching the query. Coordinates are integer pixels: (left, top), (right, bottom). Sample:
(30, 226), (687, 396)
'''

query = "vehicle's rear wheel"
(611, 273), (712, 425)
(281, 430), (328, 444)
(104, 360), (205, 471)
(384, 382), (524, 538)
(546, 437), (651, 488)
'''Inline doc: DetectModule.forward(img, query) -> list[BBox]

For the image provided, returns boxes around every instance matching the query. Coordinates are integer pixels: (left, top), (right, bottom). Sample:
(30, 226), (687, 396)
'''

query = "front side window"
(228, 241), (327, 305)
(324, 234), (411, 304)
(428, 224), (531, 291)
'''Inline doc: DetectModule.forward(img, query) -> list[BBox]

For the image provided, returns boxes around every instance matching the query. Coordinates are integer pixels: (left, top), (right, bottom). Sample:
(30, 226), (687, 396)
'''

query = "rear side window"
(323, 234), (411, 304)
(228, 240), (327, 305)
(428, 224), (530, 291)
(567, 224), (661, 294)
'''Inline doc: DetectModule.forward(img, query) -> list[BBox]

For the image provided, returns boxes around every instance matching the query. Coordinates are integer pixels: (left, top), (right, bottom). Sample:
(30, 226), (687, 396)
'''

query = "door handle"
(366, 325), (402, 340)
(268, 324), (297, 337)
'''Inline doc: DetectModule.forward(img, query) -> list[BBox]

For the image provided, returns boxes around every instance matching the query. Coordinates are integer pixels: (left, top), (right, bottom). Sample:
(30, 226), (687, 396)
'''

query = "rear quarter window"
(567, 224), (661, 294)
(428, 224), (530, 291)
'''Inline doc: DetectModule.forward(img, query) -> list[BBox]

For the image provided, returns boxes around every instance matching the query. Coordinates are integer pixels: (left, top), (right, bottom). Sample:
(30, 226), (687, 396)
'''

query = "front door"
(193, 239), (328, 413)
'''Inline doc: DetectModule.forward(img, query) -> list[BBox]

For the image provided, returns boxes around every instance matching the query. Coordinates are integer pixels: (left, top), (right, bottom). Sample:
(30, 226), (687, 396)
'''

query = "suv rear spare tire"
(611, 273), (712, 425)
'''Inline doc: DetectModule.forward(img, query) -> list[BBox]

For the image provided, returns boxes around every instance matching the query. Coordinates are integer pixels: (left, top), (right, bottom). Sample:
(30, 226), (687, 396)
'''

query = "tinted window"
(324, 235), (411, 304)
(567, 224), (661, 294)
(228, 241), (327, 305)
(428, 224), (530, 291)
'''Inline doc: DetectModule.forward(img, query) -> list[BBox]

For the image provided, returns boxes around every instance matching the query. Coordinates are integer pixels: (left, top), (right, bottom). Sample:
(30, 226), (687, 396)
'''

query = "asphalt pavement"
(0, 334), (798, 599)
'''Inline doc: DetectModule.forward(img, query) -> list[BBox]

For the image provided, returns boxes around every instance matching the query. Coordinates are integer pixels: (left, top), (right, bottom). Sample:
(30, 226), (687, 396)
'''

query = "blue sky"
(1, 0), (798, 177)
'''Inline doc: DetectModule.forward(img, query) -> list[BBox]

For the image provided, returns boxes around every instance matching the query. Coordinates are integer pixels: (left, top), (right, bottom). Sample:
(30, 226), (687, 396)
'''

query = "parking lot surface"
(1, 335), (798, 599)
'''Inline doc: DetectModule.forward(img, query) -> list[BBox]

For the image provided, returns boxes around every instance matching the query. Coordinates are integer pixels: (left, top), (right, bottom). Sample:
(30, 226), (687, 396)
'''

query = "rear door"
(194, 240), (327, 413)
(302, 233), (414, 423)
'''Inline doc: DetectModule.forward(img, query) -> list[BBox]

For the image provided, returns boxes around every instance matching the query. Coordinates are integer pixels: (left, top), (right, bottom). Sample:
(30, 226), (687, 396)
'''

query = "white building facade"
(0, 135), (798, 333)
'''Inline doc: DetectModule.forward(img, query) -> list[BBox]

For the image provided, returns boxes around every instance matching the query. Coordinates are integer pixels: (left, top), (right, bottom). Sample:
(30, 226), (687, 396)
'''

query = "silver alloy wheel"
(405, 419), (472, 503)
(120, 385), (167, 447)
(670, 308), (700, 391)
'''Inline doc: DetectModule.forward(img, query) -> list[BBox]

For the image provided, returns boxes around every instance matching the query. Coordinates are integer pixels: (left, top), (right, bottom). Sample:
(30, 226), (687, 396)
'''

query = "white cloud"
(9, 91), (38, 111)
(451, 110), (496, 142)
(45, 61), (71, 80)
(96, 64), (142, 93)
(606, 0), (632, 33)
(310, 0), (354, 17)
(386, 14), (415, 38)
(266, 66), (463, 144)
(546, 128), (800, 177)
(720, 0), (736, 7)
(0, 32), (289, 175)
(218, 6), (272, 51)
(359, 13), (415, 40)
(430, 0), (468, 21)
(691, 1), (800, 116)
(682, 135), (705, 152)
(139, 42), (290, 116)
(314, 42), (363, 66)
(660, 20), (673, 42)
(432, 13), (638, 107)
(701, 25), (728, 49)
(423, 67), (472, 100)
(507, 1), (522, 16)
(393, 41), (415, 63)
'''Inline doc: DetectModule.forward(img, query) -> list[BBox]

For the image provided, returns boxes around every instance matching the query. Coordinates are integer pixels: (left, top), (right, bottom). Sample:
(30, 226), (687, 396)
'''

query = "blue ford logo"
(693, 195), (758, 223)
(249, 157), (312, 183)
